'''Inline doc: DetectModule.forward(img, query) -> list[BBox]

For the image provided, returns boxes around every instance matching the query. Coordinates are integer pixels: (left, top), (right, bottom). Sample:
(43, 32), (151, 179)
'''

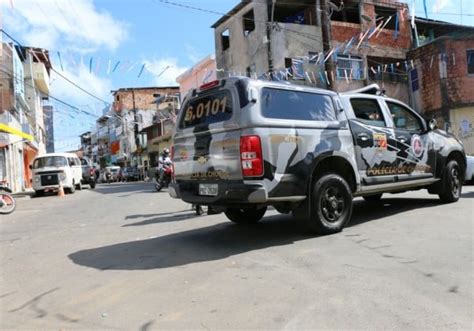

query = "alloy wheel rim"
(320, 186), (345, 223)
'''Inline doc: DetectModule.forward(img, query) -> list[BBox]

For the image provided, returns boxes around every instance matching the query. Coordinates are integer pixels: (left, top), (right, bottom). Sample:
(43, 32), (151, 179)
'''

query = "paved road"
(1, 182), (473, 330)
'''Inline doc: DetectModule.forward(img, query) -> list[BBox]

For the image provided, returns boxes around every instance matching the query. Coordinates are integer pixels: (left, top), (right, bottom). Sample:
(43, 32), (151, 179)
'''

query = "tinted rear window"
(179, 91), (232, 129)
(261, 88), (336, 121)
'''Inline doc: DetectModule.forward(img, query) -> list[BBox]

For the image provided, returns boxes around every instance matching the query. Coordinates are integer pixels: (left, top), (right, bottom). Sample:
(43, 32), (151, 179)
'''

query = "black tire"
(439, 160), (462, 203)
(76, 181), (82, 190)
(224, 206), (267, 224)
(35, 190), (44, 197)
(309, 174), (353, 235)
(363, 193), (383, 202)
(89, 181), (96, 189)
(155, 183), (162, 192)
(195, 205), (204, 216)
(67, 182), (76, 194)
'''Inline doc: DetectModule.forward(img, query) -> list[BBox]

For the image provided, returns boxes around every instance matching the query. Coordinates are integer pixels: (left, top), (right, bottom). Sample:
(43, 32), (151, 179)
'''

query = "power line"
(0, 29), (110, 106)
(50, 68), (109, 105)
(0, 67), (100, 119)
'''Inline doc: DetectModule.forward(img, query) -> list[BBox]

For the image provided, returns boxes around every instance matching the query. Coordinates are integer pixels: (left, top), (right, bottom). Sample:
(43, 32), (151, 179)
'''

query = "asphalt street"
(1, 182), (473, 330)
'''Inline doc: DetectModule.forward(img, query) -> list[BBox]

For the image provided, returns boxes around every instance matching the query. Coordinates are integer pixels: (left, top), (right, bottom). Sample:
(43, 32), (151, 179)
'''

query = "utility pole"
(266, 0), (276, 77)
(131, 88), (140, 167)
(320, 0), (334, 89)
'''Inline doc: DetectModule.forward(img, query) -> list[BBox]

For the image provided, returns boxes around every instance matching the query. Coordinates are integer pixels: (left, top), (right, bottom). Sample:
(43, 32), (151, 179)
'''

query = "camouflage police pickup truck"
(169, 77), (465, 235)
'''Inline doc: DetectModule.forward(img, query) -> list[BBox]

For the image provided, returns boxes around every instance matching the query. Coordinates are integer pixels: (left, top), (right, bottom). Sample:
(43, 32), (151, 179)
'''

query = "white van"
(31, 153), (83, 195)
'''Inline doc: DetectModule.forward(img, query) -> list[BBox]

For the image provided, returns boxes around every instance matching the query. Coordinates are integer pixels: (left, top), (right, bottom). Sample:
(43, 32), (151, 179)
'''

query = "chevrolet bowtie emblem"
(197, 156), (208, 165)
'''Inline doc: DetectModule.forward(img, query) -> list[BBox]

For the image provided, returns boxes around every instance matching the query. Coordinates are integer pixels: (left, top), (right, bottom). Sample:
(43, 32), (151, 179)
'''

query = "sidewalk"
(12, 188), (35, 199)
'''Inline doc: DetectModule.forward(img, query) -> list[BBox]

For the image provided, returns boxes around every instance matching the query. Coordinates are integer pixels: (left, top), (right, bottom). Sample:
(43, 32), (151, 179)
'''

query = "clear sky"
(0, 0), (472, 151)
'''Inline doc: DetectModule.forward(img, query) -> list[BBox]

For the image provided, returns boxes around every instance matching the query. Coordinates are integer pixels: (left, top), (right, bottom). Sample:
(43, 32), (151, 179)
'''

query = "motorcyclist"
(157, 148), (172, 182)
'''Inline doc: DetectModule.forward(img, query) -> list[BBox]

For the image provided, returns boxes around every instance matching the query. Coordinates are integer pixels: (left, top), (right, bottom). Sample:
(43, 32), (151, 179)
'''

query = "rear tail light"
(199, 80), (220, 90)
(240, 135), (263, 177)
(89, 168), (94, 176)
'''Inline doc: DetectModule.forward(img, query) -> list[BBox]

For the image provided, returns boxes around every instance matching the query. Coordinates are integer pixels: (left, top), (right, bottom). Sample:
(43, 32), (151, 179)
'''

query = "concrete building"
(408, 19), (474, 154)
(176, 55), (217, 97)
(43, 105), (54, 153)
(111, 87), (179, 168)
(212, 0), (412, 103)
(0, 43), (51, 192)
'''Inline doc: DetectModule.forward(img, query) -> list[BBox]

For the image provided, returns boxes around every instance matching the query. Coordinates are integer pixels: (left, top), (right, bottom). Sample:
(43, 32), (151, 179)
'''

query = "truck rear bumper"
(169, 182), (268, 204)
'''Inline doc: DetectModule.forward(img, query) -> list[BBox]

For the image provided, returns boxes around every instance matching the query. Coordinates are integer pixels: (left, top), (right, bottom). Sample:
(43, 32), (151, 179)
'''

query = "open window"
(330, 0), (360, 24)
(221, 29), (230, 51)
(374, 6), (398, 30)
(243, 9), (255, 36)
(285, 58), (304, 80)
(269, 0), (316, 26)
(467, 50), (474, 74)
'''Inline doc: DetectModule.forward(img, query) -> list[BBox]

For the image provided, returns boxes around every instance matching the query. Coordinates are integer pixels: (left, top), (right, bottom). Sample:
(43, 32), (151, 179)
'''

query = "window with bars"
(336, 55), (365, 80)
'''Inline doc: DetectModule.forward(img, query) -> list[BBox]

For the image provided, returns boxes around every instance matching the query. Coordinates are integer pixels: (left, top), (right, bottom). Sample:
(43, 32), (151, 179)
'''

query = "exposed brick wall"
(331, 3), (411, 50)
(112, 87), (179, 113)
(408, 36), (474, 116)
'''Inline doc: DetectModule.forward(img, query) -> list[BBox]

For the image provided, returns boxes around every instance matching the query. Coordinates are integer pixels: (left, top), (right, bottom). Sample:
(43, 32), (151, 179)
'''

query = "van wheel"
(439, 160), (462, 203)
(67, 181), (76, 194)
(35, 190), (44, 197)
(363, 193), (383, 202)
(225, 206), (267, 224)
(76, 181), (82, 190)
(309, 174), (353, 235)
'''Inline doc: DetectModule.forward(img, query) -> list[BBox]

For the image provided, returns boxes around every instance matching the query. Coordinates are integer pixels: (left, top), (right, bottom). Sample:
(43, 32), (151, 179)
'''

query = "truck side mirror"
(428, 119), (438, 131)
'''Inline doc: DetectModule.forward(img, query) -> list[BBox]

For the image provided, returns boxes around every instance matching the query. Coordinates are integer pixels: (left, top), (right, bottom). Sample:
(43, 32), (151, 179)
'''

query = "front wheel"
(67, 181), (76, 194)
(0, 192), (16, 214)
(155, 182), (162, 192)
(309, 174), (353, 235)
(439, 160), (462, 203)
(224, 206), (267, 224)
(89, 181), (96, 189)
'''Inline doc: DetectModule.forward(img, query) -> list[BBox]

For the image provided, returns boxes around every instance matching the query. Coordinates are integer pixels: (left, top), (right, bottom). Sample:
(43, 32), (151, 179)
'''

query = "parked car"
(169, 77), (466, 235)
(80, 157), (96, 189)
(31, 153), (83, 195)
(122, 166), (140, 181)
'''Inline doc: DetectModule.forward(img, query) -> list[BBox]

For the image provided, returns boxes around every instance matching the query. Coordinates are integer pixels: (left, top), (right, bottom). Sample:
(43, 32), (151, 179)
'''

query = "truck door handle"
(397, 136), (407, 143)
(357, 133), (370, 141)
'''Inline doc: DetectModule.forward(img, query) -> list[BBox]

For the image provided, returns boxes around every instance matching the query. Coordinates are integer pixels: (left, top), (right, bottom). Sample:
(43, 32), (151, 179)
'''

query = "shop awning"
(0, 123), (34, 141)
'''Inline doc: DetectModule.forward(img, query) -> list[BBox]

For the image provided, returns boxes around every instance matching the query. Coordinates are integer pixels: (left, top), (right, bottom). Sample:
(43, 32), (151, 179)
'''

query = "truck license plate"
(199, 184), (218, 196)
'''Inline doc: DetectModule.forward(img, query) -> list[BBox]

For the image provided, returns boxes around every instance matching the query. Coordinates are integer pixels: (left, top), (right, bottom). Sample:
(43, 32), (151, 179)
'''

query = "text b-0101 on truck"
(169, 78), (465, 235)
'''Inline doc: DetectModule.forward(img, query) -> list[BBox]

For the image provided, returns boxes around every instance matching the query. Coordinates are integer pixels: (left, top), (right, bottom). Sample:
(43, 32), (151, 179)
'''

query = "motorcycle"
(105, 172), (112, 184)
(0, 185), (16, 215)
(155, 162), (173, 192)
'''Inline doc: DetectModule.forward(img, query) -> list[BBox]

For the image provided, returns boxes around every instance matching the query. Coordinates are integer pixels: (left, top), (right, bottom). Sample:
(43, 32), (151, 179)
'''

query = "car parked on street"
(122, 166), (140, 182)
(170, 77), (466, 235)
(80, 157), (96, 189)
(32, 153), (83, 195)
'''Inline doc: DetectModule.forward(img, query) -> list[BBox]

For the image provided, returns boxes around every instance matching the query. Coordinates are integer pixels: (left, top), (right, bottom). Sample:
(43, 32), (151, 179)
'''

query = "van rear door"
(173, 86), (243, 184)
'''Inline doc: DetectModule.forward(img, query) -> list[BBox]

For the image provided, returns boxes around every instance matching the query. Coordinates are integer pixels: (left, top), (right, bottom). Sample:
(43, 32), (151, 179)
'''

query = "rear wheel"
(76, 181), (82, 190)
(35, 190), (44, 197)
(67, 181), (76, 194)
(363, 193), (383, 202)
(439, 160), (462, 203)
(0, 192), (16, 214)
(308, 174), (353, 235)
(225, 206), (267, 224)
